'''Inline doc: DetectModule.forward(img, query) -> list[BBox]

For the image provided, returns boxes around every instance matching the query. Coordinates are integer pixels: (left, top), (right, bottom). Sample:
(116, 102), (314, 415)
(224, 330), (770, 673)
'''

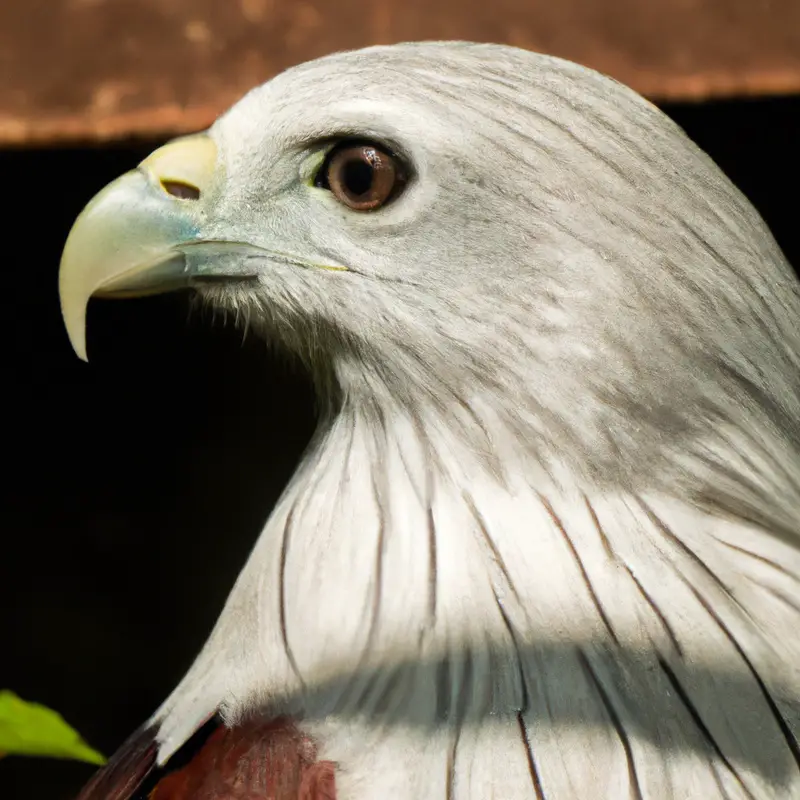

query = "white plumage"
(61, 42), (800, 798)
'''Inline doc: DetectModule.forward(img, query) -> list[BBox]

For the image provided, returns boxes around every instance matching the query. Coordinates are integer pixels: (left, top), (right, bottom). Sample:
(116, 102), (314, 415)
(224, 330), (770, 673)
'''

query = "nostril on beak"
(139, 134), (217, 202)
(160, 180), (201, 200)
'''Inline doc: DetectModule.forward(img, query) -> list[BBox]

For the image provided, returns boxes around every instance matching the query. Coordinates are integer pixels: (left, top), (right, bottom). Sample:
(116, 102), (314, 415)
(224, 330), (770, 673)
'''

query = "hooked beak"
(59, 134), (255, 361)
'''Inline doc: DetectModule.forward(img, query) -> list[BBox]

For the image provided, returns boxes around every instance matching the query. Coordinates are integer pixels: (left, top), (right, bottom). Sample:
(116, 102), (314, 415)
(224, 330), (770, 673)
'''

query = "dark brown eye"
(316, 141), (406, 211)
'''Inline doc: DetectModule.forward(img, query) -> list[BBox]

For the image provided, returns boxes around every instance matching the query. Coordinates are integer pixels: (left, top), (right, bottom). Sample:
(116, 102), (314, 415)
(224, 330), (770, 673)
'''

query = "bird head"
(60, 41), (800, 512)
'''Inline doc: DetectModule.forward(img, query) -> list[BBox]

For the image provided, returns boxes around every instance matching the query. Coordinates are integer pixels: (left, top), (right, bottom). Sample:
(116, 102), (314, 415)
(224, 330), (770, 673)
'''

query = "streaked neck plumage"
(153, 382), (800, 797)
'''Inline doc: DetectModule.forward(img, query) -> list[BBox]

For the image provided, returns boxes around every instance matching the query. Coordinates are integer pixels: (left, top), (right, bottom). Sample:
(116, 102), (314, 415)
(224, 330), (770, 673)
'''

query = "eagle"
(59, 42), (800, 799)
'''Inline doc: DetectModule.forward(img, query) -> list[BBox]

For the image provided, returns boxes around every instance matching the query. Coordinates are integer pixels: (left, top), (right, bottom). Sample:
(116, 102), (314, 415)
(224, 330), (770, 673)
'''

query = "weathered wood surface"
(3, 1), (800, 143)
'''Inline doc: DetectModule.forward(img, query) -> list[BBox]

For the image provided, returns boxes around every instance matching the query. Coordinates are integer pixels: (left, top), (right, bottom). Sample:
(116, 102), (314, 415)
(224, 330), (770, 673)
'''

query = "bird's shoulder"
(76, 717), (335, 800)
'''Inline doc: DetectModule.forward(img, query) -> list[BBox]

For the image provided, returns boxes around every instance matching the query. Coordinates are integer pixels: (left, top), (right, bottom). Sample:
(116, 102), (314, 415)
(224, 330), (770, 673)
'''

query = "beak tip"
(60, 294), (89, 362)
(68, 333), (89, 363)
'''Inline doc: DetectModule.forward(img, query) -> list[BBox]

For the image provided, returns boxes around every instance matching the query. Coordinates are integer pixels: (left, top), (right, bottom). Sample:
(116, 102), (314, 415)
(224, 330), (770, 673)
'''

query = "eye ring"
(315, 140), (407, 211)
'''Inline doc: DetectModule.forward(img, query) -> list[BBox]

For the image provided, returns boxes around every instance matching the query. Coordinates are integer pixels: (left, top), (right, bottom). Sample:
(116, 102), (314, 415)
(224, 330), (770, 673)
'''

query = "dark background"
(2, 96), (799, 799)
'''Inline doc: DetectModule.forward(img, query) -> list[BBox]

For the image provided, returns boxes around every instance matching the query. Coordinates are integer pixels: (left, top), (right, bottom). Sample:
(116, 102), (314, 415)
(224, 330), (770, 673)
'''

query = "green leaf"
(0, 691), (106, 765)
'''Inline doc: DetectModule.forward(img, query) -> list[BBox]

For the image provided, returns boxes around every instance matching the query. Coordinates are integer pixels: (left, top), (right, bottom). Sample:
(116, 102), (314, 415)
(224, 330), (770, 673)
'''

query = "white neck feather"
(153, 400), (800, 798)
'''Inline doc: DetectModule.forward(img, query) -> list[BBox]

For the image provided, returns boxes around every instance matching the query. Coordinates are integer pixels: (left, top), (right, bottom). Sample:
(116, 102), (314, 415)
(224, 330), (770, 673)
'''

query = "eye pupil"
(318, 141), (407, 211)
(342, 157), (375, 198)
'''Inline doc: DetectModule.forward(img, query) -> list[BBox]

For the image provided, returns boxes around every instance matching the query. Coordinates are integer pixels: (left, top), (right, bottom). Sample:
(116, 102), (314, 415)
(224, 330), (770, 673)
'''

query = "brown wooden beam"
(3, 0), (800, 146)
